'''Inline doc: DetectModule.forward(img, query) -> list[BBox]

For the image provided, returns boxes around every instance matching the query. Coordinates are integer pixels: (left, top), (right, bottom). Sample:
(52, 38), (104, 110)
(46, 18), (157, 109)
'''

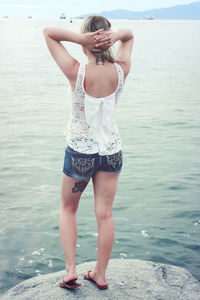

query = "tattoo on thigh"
(72, 180), (87, 193)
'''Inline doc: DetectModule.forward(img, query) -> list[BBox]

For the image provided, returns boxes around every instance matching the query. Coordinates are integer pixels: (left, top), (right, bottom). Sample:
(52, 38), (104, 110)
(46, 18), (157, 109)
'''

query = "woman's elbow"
(129, 30), (134, 40)
(43, 27), (51, 36)
(43, 28), (48, 35)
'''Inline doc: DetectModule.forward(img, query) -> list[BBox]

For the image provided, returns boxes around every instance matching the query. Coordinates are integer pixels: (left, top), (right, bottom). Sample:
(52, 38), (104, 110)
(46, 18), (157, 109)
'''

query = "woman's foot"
(83, 270), (108, 289)
(62, 271), (78, 283)
(59, 270), (80, 289)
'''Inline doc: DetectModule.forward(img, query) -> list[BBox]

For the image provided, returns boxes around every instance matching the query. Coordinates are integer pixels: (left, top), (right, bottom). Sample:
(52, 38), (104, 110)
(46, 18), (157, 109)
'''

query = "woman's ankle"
(93, 266), (106, 279)
(66, 265), (77, 274)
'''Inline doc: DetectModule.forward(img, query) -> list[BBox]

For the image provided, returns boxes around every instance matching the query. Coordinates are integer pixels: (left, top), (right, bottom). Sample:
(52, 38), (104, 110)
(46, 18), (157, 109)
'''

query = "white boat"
(143, 15), (154, 20)
(60, 13), (66, 19)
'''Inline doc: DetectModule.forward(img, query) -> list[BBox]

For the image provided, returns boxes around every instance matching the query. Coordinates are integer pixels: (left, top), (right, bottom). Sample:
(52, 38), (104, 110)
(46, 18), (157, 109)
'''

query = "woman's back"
(84, 62), (120, 98)
(65, 62), (124, 155)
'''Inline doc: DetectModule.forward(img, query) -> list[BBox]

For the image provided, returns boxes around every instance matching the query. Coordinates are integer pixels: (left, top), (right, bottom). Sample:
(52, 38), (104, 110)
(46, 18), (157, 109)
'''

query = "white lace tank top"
(65, 62), (124, 155)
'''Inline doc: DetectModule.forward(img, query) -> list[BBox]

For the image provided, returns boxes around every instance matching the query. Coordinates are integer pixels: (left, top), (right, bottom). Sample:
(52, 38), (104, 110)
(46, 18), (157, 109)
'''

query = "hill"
(78, 1), (200, 19)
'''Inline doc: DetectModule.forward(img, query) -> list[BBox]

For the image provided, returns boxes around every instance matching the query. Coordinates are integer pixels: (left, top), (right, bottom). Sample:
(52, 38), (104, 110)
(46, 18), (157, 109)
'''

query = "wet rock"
(1, 259), (200, 300)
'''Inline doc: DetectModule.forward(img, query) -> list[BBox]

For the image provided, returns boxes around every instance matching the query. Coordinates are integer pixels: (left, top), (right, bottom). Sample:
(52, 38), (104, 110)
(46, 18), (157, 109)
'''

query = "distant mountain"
(78, 1), (200, 19)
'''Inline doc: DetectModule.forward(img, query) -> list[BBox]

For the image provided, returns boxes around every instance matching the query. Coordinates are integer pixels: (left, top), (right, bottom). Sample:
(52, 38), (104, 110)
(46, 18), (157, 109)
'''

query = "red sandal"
(59, 278), (81, 289)
(83, 270), (108, 290)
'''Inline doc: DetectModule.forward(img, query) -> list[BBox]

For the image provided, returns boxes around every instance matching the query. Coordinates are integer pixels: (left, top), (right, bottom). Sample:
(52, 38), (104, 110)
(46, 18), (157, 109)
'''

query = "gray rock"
(1, 259), (200, 300)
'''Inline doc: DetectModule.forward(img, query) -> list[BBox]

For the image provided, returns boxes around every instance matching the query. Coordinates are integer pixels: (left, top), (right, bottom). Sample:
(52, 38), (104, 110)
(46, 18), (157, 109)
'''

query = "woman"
(43, 15), (133, 290)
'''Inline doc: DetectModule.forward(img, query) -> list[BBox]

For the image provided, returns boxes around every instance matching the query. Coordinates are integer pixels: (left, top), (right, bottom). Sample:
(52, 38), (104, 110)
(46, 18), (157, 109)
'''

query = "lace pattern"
(106, 151), (123, 170)
(72, 156), (95, 176)
(65, 63), (124, 155)
(114, 63), (124, 103)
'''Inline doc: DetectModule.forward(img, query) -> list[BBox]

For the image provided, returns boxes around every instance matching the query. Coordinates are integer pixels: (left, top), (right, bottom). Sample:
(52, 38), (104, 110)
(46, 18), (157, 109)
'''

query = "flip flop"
(59, 278), (81, 289)
(83, 270), (108, 290)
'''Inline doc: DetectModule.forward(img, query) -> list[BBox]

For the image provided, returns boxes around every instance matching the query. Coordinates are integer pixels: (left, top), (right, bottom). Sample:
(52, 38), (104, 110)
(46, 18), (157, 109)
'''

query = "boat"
(3, 15), (9, 18)
(28, 16), (32, 19)
(143, 15), (154, 20)
(60, 13), (66, 19)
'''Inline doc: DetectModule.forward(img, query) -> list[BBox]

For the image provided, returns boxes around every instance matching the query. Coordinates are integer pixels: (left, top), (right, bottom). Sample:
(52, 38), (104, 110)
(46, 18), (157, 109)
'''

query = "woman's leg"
(84, 171), (119, 286)
(59, 173), (90, 282)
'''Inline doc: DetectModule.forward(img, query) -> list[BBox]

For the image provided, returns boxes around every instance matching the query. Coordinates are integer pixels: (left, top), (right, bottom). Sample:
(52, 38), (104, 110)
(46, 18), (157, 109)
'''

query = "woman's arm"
(96, 28), (133, 78)
(113, 28), (134, 78)
(95, 28), (133, 78)
(111, 28), (133, 44)
(43, 27), (106, 49)
(43, 27), (109, 81)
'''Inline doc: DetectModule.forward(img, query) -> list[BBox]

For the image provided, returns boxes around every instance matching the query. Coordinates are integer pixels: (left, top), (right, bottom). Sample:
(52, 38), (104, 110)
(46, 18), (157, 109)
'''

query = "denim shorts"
(63, 146), (123, 180)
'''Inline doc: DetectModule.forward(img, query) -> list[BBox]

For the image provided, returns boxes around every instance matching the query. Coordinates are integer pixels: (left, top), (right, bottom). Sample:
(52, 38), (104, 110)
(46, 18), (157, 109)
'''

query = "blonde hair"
(80, 15), (115, 64)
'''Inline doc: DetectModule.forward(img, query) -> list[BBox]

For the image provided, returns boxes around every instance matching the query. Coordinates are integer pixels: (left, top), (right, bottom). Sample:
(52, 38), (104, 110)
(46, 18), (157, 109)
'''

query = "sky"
(0, 0), (198, 18)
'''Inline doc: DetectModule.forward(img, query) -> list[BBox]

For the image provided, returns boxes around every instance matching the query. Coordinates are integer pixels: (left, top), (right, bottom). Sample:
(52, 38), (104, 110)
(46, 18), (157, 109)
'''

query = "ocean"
(0, 18), (200, 294)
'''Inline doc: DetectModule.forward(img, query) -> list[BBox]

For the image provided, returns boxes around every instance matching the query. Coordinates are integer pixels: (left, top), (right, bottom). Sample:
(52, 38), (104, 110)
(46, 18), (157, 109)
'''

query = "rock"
(1, 259), (200, 300)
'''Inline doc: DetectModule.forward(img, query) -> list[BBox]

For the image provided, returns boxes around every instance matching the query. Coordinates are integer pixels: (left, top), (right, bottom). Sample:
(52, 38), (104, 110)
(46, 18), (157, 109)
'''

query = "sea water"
(0, 18), (200, 294)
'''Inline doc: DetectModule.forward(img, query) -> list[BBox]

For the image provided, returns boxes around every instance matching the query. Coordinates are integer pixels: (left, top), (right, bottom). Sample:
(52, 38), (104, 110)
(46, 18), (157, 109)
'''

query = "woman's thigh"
(61, 173), (90, 211)
(92, 171), (119, 217)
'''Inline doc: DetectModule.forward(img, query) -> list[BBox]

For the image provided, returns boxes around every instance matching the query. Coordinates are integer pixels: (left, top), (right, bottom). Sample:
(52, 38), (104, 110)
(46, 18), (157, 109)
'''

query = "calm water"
(0, 18), (200, 295)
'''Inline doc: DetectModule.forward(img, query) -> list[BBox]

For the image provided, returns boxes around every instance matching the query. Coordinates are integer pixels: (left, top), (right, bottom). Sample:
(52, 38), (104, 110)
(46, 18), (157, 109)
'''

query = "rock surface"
(1, 259), (200, 300)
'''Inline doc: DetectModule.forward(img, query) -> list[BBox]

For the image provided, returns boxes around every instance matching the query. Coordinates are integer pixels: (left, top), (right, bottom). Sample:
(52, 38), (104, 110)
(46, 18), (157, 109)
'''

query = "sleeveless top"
(64, 62), (124, 155)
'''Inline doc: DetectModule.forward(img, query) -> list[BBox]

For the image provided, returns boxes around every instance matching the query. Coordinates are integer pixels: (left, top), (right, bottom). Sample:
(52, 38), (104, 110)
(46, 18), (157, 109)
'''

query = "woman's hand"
(81, 29), (113, 52)
(95, 30), (113, 50)
(80, 29), (103, 50)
